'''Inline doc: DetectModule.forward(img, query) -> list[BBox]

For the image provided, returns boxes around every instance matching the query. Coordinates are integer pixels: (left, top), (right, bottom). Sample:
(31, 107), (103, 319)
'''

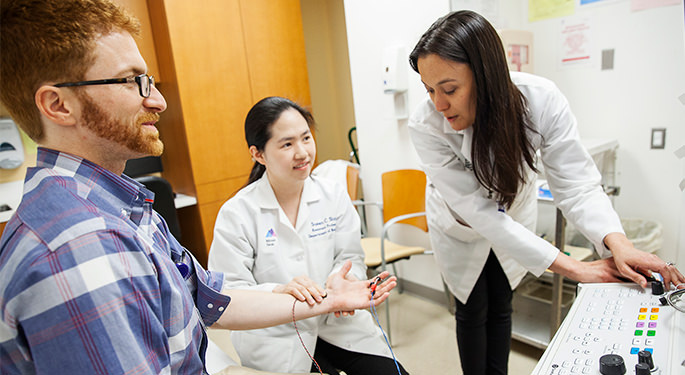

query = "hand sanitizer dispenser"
(0, 118), (25, 169)
(382, 46), (408, 94)
(382, 46), (409, 120)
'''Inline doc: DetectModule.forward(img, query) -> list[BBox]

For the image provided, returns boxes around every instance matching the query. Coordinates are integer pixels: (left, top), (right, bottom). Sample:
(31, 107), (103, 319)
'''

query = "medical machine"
(532, 282), (684, 375)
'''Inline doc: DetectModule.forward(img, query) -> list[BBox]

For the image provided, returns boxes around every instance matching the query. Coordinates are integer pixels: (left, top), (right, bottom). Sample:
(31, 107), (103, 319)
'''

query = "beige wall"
(300, 0), (357, 163)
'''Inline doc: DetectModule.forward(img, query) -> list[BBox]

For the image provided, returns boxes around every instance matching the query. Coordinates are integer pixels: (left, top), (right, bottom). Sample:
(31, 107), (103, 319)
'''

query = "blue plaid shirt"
(0, 148), (231, 374)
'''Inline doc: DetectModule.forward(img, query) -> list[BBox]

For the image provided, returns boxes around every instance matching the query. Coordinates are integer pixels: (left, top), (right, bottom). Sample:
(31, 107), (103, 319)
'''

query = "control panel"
(533, 283), (684, 375)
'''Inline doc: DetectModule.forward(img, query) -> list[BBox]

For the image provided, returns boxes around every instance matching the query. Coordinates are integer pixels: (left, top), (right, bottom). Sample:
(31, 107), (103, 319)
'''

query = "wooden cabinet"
(113, 0), (161, 80)
(147, 0), (311, 265)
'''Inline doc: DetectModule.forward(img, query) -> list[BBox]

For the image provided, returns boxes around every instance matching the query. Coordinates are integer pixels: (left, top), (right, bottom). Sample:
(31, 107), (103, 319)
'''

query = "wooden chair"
(357, 169), (434, 345)
(323, 164), (450, 344)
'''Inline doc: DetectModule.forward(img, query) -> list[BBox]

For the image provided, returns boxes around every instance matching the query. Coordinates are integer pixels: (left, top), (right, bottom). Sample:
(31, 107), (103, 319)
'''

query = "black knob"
(635, 363), (651, 375)
(599, 354), (626, 375)
(638, 350), (654, 369)
(652, 280), (664, 295)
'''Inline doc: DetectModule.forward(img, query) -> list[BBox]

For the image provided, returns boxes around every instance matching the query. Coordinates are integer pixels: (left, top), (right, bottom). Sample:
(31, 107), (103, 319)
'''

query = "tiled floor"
(383, 292), (544, 374)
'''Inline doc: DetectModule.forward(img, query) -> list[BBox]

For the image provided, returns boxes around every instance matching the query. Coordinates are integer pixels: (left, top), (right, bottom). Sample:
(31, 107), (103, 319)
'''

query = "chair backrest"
(312, 160), (361, 201)
(346, 164), (360, 201)
(135, 175), (183, 241)
(381, 169), (428, 232)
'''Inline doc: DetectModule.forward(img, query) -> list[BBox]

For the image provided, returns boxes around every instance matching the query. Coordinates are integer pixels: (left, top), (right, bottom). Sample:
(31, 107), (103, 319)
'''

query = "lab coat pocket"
(252, 262), (282, 285)
(231, 330), (297, 371)
(427, 189), (482, 243)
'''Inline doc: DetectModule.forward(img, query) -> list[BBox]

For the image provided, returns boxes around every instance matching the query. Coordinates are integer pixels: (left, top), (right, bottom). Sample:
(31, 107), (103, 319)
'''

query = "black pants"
(455, 251), (513, 375)
(311, 337), (409, 375)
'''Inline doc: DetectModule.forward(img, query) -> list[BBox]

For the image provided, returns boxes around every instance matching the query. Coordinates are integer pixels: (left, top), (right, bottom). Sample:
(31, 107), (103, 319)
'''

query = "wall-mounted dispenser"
(0, 118), (25, 169)
(382, 45), (408, 94)
(382, 45), (408, 120)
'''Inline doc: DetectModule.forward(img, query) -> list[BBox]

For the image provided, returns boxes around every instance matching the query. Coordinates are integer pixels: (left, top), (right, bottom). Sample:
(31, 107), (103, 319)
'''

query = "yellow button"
(638, 315), (646, 320)
(650, 315), (658, 320)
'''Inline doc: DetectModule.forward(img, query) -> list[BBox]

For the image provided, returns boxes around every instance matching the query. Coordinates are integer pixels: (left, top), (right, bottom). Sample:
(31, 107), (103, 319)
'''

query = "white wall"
(516, 1), (685, 266)
(343, 0), (450, 290)
(343, 0), (447, 194)
(676, 0), (685, 272)
(345, 0), (685, 291)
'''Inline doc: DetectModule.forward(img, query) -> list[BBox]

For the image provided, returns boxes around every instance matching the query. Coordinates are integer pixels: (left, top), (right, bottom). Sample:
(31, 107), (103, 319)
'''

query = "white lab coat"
(408, 72), (625, 304)
(208, 174), (393, 372)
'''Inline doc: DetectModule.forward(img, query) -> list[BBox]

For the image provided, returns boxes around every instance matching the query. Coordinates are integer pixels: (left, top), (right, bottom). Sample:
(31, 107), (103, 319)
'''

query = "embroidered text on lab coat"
(309, 214), (341, 239)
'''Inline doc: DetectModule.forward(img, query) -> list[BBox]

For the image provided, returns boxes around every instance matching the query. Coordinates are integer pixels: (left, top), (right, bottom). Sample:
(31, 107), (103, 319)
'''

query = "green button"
(635, 330), (644, 336)
(647, 330), (656, 337)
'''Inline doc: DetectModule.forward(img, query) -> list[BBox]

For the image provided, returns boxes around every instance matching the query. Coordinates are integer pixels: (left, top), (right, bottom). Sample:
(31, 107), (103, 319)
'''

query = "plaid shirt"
(0, 148), (230, 374)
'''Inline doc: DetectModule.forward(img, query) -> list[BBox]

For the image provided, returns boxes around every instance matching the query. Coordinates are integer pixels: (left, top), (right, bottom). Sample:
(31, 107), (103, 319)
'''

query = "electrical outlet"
(650, 128), (666, 149)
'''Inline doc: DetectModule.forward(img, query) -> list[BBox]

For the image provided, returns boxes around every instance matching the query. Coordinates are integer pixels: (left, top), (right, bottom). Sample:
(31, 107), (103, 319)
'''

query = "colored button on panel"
(644, 348), (653, 354)
(651, 307), (659, 313)
(635, 330), (644, 336)
(639, 307), (648, 313)
(630, 347), (640, 354)
(636, 322), (645, 328)
(648, 322), (657, 328)
(647, 330), (656, 337)
(649, 315), (658, 320)
(638, 314), (646, 320)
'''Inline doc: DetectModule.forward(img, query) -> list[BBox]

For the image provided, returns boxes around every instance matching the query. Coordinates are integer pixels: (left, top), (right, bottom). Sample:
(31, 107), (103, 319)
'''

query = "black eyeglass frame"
(54, 74), (155, 98)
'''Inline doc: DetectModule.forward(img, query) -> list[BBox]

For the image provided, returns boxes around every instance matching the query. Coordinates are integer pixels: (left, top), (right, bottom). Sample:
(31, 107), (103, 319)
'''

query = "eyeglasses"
(54, 74), (155, 98)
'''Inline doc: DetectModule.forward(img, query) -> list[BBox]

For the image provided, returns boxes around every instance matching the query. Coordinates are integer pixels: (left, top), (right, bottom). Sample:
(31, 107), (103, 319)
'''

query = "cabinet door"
(157, 0), (254, 188)
(147, 0), (312, 261)
(112, 0), (161, 80)
(240, 0), (312, 107)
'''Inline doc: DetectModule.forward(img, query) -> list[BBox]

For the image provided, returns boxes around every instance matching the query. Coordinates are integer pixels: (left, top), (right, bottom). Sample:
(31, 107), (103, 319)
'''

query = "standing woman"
(208, 96), (408, 375)
(407, 10), (684, 375)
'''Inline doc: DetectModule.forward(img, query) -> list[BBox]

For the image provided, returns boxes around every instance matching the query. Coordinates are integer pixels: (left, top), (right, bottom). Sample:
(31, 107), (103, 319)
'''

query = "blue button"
(644, 348), (653, 354)
(630, 347), (640, 354)
(176, 262), (189, 279)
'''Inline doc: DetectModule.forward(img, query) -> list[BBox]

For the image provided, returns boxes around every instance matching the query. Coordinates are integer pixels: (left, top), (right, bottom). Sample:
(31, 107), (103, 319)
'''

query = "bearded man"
(0, 1), (395, 374)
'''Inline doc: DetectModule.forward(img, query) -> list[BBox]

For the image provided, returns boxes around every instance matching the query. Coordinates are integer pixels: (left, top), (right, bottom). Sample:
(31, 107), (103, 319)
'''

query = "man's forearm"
(211, 289), (332, 330)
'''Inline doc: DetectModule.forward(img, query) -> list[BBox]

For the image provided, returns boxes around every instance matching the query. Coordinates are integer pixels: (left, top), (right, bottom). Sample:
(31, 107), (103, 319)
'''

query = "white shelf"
(1, 181), (197, 224)
(174, 193), (197, 209)
(0, 180), (23, 223)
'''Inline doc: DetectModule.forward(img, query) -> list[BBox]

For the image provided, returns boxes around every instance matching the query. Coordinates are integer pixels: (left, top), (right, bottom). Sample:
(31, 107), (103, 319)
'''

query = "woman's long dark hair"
(409, 10), (538, 209)
(244, 96), (315, 186)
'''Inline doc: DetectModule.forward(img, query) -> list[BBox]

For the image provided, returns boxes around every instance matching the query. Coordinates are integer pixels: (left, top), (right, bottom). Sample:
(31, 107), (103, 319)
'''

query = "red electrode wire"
(292, 299), (324, 375)
(292, 277), (401, 375)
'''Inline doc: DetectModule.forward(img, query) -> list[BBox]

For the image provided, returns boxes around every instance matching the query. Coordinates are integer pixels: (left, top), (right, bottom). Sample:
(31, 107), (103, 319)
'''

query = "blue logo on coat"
(265, 228), (276, 246)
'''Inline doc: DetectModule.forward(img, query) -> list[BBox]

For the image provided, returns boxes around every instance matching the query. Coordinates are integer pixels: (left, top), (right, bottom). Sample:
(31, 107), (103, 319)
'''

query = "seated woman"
(208, 96), (409, 375)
